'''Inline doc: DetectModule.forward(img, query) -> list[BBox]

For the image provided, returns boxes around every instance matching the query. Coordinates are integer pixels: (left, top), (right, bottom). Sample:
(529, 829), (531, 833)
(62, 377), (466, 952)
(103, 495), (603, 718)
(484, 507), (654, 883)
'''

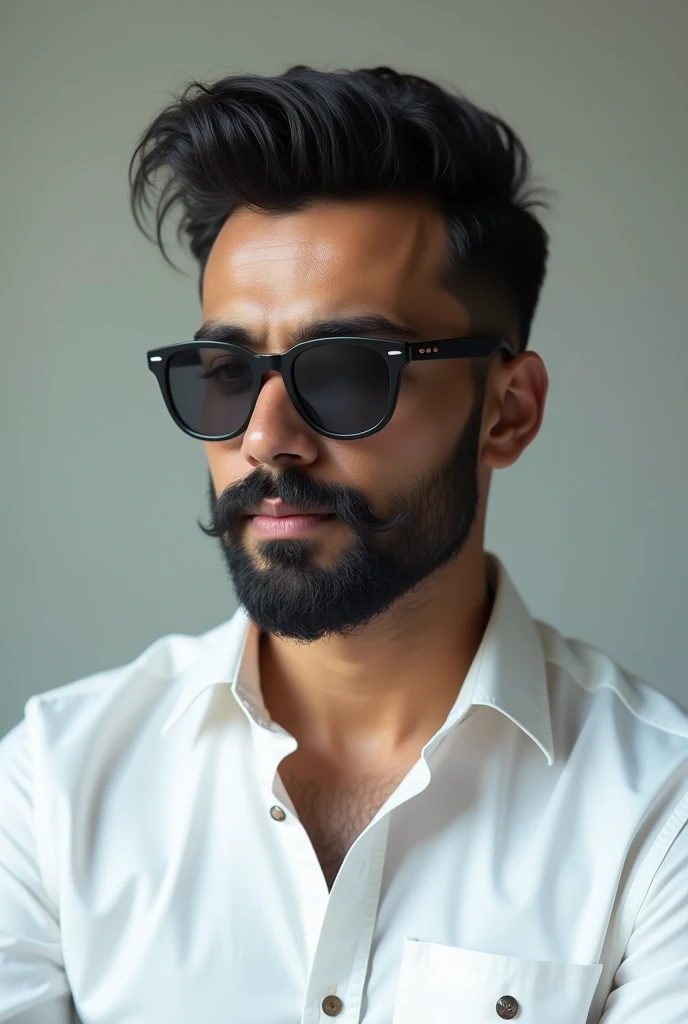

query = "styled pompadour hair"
(129, 64), (550, 350)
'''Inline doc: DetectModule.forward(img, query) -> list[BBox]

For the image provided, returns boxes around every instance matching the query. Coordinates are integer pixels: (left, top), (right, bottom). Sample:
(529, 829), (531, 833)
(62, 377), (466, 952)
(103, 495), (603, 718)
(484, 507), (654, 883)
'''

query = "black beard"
(199, 389), (484, 643)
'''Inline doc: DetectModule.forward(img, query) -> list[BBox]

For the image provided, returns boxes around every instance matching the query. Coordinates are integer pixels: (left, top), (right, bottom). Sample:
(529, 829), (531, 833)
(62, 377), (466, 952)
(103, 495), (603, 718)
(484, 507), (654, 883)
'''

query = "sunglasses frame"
(147, 334), (516, 442)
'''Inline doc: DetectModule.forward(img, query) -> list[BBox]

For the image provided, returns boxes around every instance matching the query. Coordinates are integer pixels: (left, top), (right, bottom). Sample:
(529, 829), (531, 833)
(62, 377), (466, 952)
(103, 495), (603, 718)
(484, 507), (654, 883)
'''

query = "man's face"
(200, 193), (519, 641)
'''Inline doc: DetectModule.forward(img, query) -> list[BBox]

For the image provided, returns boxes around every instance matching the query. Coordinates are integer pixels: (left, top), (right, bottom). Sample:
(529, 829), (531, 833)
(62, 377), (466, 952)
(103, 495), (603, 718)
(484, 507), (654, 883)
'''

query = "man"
(1, 65), (687, 1024)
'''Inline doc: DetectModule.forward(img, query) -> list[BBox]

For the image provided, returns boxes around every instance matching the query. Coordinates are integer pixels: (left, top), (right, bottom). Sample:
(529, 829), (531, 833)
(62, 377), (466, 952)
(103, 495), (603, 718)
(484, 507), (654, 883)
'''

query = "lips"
(249, 512), (335, 537)
(250, 501), (333, 518)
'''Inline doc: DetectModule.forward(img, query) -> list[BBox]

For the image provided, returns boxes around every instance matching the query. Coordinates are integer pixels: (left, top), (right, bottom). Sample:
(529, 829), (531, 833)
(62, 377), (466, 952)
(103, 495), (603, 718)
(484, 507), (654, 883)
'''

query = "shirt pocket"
(392, 938), (604, 1024)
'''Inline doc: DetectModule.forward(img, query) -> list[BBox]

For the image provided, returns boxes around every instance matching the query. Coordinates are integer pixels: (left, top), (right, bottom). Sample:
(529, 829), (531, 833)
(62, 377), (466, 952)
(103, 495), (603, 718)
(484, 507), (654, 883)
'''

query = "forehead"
(201, 194), (461, 326)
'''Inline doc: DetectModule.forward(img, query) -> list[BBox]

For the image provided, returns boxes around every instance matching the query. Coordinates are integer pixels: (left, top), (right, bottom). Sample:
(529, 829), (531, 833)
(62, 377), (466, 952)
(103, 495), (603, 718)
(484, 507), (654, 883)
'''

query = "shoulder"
(8, 611), (245, 757)
(0, 612), (248, 907)
(536, 618), (688, 790)
(537, 619), (688, 737)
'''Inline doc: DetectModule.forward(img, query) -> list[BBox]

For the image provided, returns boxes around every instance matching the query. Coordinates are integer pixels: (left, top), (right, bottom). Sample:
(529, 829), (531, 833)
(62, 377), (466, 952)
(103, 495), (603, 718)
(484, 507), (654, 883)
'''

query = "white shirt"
(1, 555), (688, 1024)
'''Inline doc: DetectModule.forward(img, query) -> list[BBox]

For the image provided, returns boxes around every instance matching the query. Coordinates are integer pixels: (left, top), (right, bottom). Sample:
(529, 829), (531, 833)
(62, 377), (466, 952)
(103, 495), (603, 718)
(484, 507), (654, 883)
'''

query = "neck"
(259, 545), (493, 769)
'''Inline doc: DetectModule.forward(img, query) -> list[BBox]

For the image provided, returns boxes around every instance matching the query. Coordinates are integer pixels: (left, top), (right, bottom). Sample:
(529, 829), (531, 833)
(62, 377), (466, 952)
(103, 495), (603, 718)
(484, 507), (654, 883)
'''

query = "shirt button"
(269, 805), (286, 821)
(322, 995), (343, 1016)
(496, 994), (519, 1018)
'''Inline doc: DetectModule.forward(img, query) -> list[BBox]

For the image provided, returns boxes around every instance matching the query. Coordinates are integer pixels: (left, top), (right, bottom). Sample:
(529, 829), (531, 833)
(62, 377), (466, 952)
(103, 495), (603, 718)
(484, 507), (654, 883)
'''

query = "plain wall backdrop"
(1, 0), (687, 738)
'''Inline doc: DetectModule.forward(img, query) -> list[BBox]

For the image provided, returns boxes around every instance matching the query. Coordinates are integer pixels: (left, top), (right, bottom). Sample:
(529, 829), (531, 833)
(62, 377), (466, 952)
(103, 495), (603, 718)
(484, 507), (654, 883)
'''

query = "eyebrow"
(193, 313), (421, 349)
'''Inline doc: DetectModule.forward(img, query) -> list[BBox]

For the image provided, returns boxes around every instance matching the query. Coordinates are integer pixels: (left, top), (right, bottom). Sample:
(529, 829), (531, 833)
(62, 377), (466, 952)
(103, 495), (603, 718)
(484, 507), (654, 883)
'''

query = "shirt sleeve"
(0, 716), (76, 1023)
(599, 808), (688, 1022)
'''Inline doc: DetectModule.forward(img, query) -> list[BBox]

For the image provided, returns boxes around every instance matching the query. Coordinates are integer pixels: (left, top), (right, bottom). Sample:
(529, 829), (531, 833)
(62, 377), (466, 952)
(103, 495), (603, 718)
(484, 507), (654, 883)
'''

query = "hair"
(129, 64), (551, 350)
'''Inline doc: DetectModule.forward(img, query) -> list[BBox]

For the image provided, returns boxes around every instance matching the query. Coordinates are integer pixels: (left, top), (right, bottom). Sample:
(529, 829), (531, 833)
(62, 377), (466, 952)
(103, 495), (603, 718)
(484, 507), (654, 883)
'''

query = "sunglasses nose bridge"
(254, 353), (287, 399)
(255, 353), (288, 397)
(248, 359), (307, 436)
(260, 353), (283, 373)
(254, 352), (296, 412)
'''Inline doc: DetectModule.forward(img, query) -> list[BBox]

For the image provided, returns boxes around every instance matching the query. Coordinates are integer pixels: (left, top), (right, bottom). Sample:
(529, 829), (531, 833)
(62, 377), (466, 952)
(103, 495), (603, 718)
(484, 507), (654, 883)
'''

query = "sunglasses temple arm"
(407, 337), (515, 362)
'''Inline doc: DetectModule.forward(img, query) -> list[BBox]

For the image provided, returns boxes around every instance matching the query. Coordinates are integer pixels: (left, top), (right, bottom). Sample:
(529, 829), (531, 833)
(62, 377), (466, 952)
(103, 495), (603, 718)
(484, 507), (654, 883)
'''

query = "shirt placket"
(248, 714), (392, 1023)
(300, 754), (440, 1024)
(301, 813), (391, 1024)
(247, 713), (329, 952)
(245, 705), (451, 1024)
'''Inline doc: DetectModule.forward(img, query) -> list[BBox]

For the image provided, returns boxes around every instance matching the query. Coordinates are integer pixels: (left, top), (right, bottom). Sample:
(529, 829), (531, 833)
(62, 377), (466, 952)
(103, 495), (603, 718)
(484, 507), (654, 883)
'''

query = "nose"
(240, 370), (320, 468)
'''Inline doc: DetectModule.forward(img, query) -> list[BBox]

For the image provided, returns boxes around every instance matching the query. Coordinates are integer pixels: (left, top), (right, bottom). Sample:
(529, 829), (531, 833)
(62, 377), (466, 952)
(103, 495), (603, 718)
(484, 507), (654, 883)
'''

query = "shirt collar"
(159, 554), (554, 766)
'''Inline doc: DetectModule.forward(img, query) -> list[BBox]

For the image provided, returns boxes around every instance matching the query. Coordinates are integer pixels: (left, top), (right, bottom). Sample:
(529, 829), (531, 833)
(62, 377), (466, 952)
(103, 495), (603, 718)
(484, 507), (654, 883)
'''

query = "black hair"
(129, 64), (551, 350)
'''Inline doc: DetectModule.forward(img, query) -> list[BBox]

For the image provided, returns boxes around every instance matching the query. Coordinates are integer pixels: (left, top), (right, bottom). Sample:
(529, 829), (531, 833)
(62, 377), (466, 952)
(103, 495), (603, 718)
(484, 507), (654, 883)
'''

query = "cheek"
(385, 366), (470, 456)
(336, 368), (469, 491)
(203, 443), (240, 498)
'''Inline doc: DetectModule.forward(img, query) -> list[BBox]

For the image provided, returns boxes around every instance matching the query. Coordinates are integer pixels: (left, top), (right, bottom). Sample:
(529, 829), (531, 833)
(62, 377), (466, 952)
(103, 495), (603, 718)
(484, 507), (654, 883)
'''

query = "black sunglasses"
(147, 334), (515, 442)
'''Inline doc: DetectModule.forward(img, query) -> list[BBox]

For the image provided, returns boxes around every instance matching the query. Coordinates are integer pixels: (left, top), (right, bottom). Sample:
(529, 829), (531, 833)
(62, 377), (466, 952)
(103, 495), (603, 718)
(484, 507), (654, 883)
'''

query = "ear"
(480, 352), (549, 470)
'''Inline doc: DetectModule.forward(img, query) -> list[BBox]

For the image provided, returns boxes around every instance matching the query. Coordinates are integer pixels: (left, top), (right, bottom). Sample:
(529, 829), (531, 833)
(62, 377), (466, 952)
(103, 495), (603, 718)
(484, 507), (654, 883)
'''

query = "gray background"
(2, 0), (687, 738)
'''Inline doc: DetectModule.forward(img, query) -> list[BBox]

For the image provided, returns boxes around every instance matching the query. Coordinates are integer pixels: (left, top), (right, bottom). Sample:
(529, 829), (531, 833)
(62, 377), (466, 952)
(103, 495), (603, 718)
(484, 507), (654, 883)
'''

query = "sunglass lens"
(168, 347), (254, 437)
(293, 343), (391, 434)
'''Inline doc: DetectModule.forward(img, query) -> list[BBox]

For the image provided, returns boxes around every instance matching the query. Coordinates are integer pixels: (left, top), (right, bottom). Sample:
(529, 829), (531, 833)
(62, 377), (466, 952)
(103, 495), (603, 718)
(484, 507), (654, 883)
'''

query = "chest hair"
(278, 757), (415, 890)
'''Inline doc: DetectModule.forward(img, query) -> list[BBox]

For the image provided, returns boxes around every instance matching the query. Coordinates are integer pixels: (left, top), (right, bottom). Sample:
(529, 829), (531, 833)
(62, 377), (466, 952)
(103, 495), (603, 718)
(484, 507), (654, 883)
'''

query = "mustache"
(197, 466), (410, 540)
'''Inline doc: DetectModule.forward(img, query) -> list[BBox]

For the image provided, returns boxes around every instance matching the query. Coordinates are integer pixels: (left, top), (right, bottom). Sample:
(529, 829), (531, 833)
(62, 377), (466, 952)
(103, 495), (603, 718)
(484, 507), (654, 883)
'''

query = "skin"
(200, 191), (548, 776)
